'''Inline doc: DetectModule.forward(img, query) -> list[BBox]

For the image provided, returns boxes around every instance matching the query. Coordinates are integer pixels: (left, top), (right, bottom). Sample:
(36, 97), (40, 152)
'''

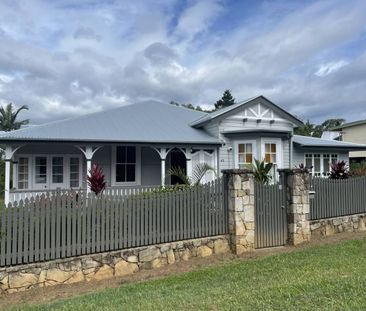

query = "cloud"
(0, 0), (365, 124)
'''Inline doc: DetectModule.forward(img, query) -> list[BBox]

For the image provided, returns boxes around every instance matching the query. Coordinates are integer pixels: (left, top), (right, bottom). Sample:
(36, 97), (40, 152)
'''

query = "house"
(329, 119), (366, 163)
(0, 95), (365, 205)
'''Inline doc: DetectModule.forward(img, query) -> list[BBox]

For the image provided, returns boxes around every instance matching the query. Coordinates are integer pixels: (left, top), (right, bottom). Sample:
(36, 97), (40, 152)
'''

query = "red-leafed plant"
(87, 164), (106, 195)
(329, 160), (349, 179)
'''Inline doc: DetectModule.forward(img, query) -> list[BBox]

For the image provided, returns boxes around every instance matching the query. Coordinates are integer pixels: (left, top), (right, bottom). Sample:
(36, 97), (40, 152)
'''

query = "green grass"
(18, 238), (366, 311)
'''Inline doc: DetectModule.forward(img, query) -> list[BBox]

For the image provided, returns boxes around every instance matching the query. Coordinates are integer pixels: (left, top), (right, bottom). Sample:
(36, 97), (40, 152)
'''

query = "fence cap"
(221, 169), (253, 175)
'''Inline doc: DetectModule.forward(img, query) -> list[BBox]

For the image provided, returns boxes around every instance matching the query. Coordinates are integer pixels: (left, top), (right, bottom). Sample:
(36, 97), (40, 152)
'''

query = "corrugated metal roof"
(0, 101), (221, 145)
(293, 135), (366, 150)
(331, 119), (366, 130)
(190, 95), (304, 127)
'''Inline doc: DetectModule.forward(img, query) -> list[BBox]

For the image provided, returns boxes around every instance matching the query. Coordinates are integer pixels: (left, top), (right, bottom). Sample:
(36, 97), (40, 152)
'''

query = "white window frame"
(234, 140), (257, 169)
(261, 138), (283, 169)
(111, 145), (141, 186)
(304, 153), (339, 177)
(14, 154), (83, 191)
(17, 156), (31, 190)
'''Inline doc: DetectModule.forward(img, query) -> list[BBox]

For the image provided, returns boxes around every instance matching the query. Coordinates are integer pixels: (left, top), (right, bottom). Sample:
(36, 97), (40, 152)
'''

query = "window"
(305, 153), (338, 176)
(35, 157), (47, 184)
(238, 143), (253, 168)
(116, 146), (136, 182)
(69, 157), (80, 188)
(264, 143), (277, 164)
(18, 157), (29, 189)
(52, 157), (64, 183)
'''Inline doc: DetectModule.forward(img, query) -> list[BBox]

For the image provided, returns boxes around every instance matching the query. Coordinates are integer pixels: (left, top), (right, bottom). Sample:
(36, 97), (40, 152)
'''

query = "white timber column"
(152, 147), (168, 187)
(76, 145), (103, 194)
(4, 145), (22, 206)
(186, 148), (193, 181)
(12, 160), (18, 190)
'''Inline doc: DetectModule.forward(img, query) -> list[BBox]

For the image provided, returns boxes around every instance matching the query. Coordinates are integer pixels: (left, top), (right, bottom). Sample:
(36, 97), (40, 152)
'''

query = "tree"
(214, 90), (235, 110)
(0, 103), (29, 132)
(166, 163), (216, 186)
(294, 118), (346, 138)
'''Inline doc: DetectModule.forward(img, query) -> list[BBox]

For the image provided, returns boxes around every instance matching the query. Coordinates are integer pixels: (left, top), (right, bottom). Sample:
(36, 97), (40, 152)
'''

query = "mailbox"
(309, 190), (316, 199)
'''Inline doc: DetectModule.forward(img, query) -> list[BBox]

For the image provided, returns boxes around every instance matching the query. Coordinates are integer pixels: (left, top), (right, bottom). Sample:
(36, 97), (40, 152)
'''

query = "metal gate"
(254, 181), (288, 249)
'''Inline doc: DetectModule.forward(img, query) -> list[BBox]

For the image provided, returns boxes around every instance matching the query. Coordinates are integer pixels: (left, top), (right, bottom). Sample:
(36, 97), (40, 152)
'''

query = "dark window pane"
(126, 164), (135, 182)
(116, 164), (126, 182)
(116, 146), (126, 163)
(126, 147), (136, 163)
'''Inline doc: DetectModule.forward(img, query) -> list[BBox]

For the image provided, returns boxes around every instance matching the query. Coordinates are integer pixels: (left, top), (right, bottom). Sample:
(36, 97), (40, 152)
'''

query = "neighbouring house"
(329, 119), (366, 163)
(0, 95), (365, 205)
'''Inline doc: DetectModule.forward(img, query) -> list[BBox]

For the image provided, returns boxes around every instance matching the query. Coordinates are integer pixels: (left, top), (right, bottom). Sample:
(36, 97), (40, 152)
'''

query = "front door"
(34, 156), (48, 189)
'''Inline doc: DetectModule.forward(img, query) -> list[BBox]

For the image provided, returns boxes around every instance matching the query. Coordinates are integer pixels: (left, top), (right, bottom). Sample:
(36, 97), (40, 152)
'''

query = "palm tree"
(0, 103), (29, 132)
(166, 163), (216, 186)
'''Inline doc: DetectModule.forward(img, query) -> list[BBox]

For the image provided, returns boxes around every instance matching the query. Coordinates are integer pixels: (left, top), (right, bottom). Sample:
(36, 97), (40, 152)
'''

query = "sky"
(0, 0), (366, 125)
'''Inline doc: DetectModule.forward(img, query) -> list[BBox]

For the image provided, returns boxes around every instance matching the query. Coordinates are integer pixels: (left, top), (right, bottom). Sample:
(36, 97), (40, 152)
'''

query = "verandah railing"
(310, 176), (366, 220)
(0, 179), (227, 267)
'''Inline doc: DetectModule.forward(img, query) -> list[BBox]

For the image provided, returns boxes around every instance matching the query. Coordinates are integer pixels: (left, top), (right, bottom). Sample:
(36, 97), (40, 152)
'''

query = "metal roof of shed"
(293, 135), (366, 150)
(0, 101), (221, 145)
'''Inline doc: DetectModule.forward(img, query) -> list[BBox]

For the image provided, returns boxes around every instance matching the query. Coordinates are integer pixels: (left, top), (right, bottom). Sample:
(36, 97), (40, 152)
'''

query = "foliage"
(350, 162), (366, 177)
(166, 163), (216, 186)
(294, 118), (345, 138)
(252, 159), (273, 184)
(169, 101), (210, 112)
(214, 89), (235, 110)
(87, 164), (106, 195)
(329, 160), (349, 179)
(0, 103), (29, 132)
(295, 163), (312, 172)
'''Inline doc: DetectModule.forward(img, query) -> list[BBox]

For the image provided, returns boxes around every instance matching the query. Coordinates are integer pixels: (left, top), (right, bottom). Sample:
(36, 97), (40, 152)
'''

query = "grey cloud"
(73, 26), (102, 41)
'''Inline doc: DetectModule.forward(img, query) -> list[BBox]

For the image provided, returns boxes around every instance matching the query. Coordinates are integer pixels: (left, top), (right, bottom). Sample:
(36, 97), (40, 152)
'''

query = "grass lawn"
(16, 237), (366, 311)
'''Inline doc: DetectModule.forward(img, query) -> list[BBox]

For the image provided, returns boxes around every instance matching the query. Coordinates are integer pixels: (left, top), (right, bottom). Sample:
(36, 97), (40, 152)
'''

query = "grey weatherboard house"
(0, 95), (365, 205)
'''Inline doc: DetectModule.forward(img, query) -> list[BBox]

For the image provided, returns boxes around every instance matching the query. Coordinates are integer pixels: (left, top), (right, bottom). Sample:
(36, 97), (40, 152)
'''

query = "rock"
(325, 224), (335, 235)
(127, 255), (138, 263)
(181, 249), (190, 261)
(214, 239), (230, 254)
(197, 246), (212, 257)
(0, 275), (9, 290)
(65, 271), (85, 284)
(115, 260), (138, 277)
(235, 244), (247, 255)
(82, 259), (100, 269)
(9, 273), (38, 289)
(160, 245), (171, 253)
(141, 258), (161, 270)
(192, 240), (201, 247)
(166, 249), (175, 264)
(46, 268), (74, 283)
(92, 265), (114, 281)
(139, 247), (161, 262)
(38, 270), (47, 285)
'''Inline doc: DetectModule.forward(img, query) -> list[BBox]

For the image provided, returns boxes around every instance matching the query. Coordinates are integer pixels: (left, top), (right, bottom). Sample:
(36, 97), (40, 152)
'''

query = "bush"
(350, 162), (366, 177)
(329, 160), (349, 179)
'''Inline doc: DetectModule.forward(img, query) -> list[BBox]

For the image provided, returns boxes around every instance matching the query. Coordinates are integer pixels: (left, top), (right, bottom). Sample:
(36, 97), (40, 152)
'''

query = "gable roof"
(331, 119), (366, 130)
(0, 101), (221, 145)
(293, 135), (366, 150)
(190, 95), (304, 128)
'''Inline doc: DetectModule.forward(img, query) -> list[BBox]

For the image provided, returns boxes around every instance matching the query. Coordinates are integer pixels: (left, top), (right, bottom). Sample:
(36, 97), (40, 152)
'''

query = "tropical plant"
(252, 159), (273, 184)
(166, 163), (216, 186)
(329, 160), (349, 179)
(87, 164), (106, 195)
(0, 103), (29, 132)
(295, 163), (313, 172)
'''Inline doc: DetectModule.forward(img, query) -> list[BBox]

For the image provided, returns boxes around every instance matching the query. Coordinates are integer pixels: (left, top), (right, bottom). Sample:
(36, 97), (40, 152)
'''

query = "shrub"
(87, 164), (106, 195)
(329, 160), (349, 179)
(350, 162), (366, 177)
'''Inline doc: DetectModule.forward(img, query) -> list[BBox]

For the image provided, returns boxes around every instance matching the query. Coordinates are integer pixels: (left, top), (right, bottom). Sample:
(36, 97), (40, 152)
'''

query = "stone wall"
(0, 235), (230, 294)
(310, 213), (366, 236)
(222, 169), (255, 254)
(280, 169), (311, 245)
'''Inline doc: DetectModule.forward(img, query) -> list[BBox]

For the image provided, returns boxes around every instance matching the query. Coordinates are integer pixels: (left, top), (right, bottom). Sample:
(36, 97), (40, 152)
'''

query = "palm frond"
(166, 166), (191, 185)
(192, 163), (216, 186)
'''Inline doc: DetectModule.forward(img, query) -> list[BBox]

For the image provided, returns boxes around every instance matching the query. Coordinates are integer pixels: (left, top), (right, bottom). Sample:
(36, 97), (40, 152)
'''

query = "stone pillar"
(280, 169), (311, 245)
(222, 169), (255, 254)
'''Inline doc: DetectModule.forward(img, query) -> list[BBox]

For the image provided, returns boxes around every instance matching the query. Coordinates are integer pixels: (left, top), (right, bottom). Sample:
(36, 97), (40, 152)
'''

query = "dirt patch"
(1, 231), (365, 310)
